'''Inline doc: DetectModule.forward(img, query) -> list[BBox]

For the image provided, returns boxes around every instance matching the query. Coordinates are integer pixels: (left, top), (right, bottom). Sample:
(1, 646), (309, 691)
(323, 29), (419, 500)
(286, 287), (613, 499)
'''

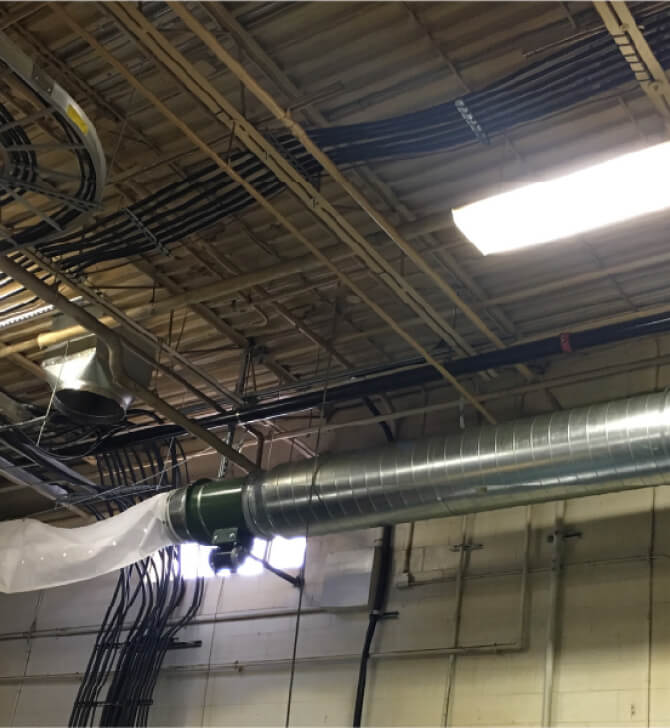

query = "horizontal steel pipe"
(85, 309), (670, 454)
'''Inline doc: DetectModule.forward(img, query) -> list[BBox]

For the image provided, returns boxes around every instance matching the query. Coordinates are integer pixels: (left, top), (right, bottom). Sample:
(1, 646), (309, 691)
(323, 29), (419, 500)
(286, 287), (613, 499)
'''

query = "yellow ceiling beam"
(595, 1), (670, 124)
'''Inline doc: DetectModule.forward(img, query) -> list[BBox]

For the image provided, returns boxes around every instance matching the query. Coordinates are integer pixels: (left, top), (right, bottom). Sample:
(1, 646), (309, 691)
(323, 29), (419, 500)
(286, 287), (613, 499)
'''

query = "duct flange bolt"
(209, 527), (253, 573)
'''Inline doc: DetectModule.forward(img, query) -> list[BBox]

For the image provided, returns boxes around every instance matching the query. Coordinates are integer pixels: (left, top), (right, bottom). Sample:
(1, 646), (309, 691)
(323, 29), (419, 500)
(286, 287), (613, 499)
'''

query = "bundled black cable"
(0, 396), (204, 728)
(69, 435), (203, 728)
(0, 90), (99, 251)
(352, 525), (393, 727)
(20, 4), (670, 280)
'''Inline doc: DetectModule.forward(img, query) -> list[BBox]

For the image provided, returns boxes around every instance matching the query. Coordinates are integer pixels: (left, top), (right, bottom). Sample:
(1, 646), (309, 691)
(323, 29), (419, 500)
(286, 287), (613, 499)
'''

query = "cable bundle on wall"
(69, 435), (203, 728)
(0, 396), (202, 726)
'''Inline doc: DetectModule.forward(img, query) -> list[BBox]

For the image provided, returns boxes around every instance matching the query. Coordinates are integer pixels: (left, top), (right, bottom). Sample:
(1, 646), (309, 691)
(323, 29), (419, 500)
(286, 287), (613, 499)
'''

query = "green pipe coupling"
(165, 477), (252, 552)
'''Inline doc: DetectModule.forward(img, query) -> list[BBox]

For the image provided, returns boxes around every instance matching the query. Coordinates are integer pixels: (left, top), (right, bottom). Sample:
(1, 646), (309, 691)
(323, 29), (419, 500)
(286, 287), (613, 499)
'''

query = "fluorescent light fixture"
(452, 141), (670, 255)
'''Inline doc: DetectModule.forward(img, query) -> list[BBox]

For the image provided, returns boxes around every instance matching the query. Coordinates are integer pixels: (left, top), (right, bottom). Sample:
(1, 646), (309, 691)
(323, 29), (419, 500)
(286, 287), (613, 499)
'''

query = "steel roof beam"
(168, 4), (530, 379)
(54, 3), (493, 423)
(595, 1), (670, 124)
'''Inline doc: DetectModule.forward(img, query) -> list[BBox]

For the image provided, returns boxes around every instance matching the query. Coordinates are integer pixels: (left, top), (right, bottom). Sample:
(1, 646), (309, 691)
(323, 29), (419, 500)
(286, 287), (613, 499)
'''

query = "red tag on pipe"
(559, 332), (572, 353)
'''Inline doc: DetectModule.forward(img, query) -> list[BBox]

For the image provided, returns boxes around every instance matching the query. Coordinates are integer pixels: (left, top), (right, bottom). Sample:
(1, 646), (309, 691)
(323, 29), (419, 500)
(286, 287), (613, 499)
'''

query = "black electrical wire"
(3, 7), (669, 324)
(52, 307), (670, 460)
(352, 524), (394, 727)
(7, 2), (665, 285)
(351, 407), (394, 727)
(67, 436), (203, 727)
(0, 83), (99, 251)
(2, 10), (668, 722)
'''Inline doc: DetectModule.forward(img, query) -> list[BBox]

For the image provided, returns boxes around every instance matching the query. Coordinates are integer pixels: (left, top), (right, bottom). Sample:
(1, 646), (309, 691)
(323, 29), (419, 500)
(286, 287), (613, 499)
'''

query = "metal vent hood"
(41, 314), (154, 425)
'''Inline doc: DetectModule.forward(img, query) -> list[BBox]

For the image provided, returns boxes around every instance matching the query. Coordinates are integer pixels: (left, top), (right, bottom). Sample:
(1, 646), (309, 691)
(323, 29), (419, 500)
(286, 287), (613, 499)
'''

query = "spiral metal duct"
(6, 391), (670, 593)
(242, 391), (670, 538)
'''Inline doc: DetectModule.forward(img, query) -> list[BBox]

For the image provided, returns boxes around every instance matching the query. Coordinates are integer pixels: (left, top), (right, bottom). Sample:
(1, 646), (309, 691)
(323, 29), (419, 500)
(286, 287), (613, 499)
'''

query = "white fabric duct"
(0, 493), (175, 593)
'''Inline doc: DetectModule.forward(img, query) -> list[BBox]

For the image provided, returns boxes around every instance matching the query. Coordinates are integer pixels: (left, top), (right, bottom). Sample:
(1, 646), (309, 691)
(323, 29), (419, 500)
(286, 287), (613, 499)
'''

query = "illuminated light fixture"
(452, 141), (670, 255)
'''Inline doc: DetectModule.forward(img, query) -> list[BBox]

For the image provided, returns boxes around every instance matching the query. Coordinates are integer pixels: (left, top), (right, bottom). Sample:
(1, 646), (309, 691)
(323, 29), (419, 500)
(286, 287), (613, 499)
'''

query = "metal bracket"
(595, 2), (670, 122)
(246, 551), (303, 588)
(102, 638), (202, 650)
(212, 527), (242, 546)
(454, 98), (489, 144)
(77, 700), (153, 708)
(251, 344), (268, 363)
(547, 528), (582, 543)
(449, 542), (483, 552)
(166, 638), (203, 651)
(125, 208), (170, 257)
(30, 68), (54, 95)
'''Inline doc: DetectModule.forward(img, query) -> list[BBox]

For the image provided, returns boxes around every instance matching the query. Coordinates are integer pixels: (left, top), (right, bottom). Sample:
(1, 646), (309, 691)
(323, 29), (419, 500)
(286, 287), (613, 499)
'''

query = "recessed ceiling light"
(452, 141), (670, 255)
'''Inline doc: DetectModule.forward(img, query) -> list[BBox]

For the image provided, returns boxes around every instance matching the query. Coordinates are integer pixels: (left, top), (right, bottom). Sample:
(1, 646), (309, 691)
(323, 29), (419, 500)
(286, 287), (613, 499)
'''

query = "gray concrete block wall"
(0, 489), (668, 726)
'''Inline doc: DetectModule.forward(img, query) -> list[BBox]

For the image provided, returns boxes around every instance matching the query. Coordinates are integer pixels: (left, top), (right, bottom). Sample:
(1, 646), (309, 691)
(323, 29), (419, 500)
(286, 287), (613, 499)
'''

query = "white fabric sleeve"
(0, 492), (176, 593)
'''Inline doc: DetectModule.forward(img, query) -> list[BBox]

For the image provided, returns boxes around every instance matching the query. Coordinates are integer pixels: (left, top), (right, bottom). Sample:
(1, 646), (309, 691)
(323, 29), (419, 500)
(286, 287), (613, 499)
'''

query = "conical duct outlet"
(41, 317), (154, 426)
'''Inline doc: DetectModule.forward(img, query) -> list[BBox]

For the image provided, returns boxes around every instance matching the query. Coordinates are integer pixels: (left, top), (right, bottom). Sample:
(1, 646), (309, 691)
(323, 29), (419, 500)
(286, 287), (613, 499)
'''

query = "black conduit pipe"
(353, 395), (394, 726)
(353, 525), (394, 728)
(59, 310), (670, 455)
(361, 396), (394, 443)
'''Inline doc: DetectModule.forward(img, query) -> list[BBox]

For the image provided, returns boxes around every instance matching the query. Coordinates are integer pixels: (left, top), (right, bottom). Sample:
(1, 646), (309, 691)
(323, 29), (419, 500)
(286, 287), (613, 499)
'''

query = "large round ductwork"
(5, 391), (670, 593)
(169, 391), (670, 542)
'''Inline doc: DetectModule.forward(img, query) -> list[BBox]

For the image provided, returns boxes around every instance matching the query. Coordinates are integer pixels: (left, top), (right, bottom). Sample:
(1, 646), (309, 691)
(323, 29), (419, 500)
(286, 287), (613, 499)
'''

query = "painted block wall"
(0, 485), (668, 726)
